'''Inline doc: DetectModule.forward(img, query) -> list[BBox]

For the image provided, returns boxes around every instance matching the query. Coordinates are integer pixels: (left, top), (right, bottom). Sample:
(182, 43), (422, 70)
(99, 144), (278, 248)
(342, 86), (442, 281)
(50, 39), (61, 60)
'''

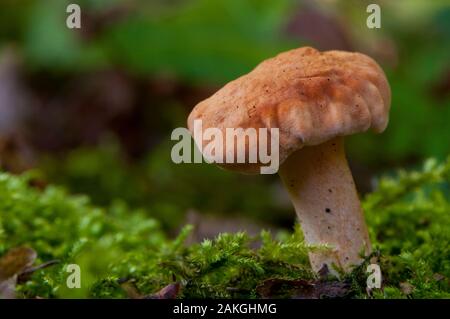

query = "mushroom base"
(279, 137), (371, 274)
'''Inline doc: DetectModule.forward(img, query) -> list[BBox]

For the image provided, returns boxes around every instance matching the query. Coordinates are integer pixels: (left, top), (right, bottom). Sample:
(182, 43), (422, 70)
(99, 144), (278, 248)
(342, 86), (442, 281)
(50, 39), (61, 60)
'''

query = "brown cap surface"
(188, 47), (391, 173)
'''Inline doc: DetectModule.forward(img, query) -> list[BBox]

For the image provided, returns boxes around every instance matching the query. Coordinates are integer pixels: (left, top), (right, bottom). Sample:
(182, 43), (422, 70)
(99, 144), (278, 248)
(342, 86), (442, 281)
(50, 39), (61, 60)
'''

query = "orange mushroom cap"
(188, 47), (391, 173)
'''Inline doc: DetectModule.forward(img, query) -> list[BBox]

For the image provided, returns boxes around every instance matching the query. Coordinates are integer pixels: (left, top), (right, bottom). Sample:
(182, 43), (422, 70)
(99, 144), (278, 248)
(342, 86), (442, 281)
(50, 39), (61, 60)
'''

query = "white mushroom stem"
(278, 137), (371, 274)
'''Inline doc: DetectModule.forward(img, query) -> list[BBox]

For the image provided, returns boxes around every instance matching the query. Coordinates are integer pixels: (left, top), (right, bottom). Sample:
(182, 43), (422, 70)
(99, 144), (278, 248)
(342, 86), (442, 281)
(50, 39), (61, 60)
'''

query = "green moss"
(361, 158), (450, 298)
(1, 157), (449, 298)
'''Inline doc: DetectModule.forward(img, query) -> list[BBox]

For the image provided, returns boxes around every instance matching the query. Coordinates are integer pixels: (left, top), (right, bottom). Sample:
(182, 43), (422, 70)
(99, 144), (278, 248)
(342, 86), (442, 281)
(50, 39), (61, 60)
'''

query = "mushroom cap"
(188, 47), (391, 174)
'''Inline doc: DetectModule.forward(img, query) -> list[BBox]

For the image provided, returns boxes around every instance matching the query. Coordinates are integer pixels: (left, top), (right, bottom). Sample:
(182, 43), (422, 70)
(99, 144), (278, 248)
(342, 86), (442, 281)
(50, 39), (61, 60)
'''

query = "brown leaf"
(0, 277), (16, 299)
(148, 283), (181, 299)
(256, 278), (350, 299)
(119, 280), (143, 299)
(0, 247), (37, 281)
(433, 273), (445, 282)
(0, 246), (37, 299)
(399, 282), (415, 295)
(120, 279), (181, 299)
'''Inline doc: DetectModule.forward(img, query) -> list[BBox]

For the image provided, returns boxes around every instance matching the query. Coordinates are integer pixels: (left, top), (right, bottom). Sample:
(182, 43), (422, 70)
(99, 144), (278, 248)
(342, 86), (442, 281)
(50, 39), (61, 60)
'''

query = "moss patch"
(0, 158), (449, 298)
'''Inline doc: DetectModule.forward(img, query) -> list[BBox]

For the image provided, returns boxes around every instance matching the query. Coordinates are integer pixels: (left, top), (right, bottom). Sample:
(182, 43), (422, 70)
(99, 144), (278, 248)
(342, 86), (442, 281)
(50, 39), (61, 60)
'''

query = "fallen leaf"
(0, 247), (37, 281)
(0, 247), (59, 298)
(256, 278), (350, 299)
(399, 282), (415, 295)
(0, 277), (16, 299)
(147, 283), (181, 299)
(120, 279), (181, 299)
(433, 273), (445, 282)
(0, 246), (37, 299)
(119, 280), (143, 299)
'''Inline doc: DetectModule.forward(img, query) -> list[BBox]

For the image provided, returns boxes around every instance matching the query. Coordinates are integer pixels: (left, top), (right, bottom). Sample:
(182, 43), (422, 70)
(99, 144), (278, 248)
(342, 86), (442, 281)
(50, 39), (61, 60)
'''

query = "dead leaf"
(433, 273), (445, 282)
(0, 246), (37, 299)
(0, 277), (16, 299)
(256, 278), (350, 299)
(0, 247), (59, 298)
(120, 279), (181, 299)
(148, 283), (181, 299)
(399, 282), (415, 295)
(0, 246), (37, 281)
(119, 280), (143, 299)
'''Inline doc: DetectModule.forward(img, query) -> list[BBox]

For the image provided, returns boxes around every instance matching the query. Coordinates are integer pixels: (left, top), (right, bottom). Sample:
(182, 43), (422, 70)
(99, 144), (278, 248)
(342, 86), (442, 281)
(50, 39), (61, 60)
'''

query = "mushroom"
(188, 47), (391, 274)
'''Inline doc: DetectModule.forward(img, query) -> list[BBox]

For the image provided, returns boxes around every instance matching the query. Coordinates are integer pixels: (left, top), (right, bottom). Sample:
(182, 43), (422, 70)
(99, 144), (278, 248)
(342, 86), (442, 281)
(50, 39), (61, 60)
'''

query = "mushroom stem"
(278, 137), (371, 274)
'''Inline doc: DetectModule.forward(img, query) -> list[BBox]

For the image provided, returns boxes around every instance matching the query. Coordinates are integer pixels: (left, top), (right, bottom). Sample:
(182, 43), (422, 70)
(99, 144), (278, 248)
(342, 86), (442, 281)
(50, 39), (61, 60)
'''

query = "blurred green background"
(0, 0), (449, 235)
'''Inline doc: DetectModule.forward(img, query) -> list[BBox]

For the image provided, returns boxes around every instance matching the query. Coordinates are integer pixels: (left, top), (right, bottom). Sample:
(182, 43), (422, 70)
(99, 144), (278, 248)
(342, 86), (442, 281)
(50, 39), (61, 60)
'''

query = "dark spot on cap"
(328, 189), (332, 193)
(325, 208), (331, 213)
